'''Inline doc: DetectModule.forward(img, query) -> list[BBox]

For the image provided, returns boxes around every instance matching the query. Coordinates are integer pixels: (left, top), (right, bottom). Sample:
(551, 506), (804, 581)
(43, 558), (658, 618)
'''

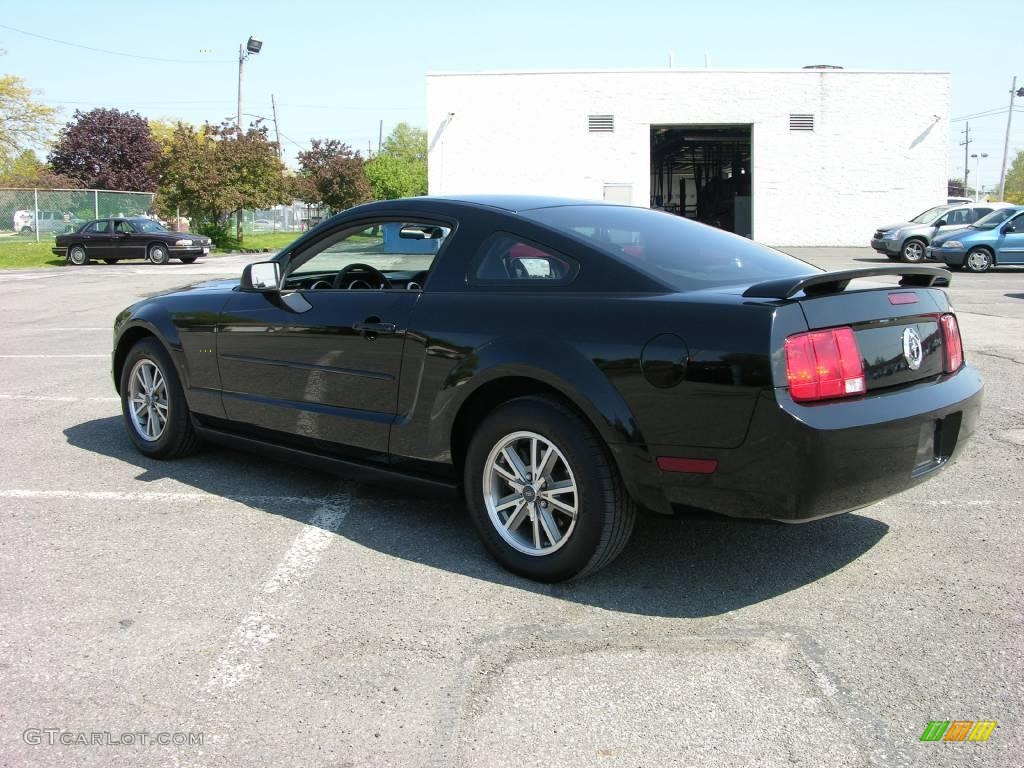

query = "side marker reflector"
(657, 457), (718, 474)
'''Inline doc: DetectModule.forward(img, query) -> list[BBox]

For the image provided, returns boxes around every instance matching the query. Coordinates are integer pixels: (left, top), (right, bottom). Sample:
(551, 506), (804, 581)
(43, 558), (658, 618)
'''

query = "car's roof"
(430, 194), (613, 213)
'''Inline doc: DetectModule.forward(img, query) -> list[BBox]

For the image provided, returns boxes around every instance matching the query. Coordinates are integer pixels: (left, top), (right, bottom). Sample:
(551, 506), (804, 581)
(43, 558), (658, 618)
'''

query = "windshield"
(909, 206), (949, 224)
(522, 205), (816, 292)
(971, 208), (1020, 228)
(131, 219), (167, 233)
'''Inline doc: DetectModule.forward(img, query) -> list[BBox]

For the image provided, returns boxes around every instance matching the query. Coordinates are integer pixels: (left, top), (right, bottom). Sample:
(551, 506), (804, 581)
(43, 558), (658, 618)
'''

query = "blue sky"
(2, 0), (1022, 188)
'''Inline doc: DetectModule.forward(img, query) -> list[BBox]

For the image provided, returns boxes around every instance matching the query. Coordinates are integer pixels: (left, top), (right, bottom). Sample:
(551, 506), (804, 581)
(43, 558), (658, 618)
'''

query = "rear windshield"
(521, 205), (815, 292)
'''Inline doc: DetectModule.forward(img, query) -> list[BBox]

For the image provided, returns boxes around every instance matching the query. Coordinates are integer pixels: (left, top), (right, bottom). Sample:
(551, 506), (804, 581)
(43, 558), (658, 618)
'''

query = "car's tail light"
(940, 314), (963, 372)
(784, 327), (866, 403)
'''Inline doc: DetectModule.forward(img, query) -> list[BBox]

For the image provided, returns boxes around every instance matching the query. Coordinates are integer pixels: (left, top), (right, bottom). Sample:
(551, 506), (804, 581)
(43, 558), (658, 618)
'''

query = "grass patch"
(0, 239), (65, 269)
(222, 231), (301, 252)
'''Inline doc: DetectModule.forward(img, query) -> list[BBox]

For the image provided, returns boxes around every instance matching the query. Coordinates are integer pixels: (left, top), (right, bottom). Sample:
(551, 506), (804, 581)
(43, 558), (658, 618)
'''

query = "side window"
(115, 220), (135, 234)
(971, 208), (992, 221)
(286, 220), (451, 289)
(472, 234), (579, 285)
(946, 209), (970, 226)
(91, 220), (110, 234)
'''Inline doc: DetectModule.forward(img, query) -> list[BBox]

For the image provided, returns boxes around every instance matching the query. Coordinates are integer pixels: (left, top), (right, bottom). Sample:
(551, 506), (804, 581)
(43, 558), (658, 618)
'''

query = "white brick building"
(426, 69), (950, 247)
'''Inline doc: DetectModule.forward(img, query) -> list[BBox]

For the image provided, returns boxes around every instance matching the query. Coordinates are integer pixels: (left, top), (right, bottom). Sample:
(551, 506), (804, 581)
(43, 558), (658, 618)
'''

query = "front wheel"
(68, 245), (89, 265)
(148, 244), (170, 265)
(901, 239), (926, 263)
(119, 338), (201, 458)
(463, 396), (636, 582)
(964, 248), (993, 273)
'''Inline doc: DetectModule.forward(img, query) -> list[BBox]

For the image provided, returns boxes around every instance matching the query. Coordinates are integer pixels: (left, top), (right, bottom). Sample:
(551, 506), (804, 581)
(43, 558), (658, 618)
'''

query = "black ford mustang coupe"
(112, 196), (983, 581)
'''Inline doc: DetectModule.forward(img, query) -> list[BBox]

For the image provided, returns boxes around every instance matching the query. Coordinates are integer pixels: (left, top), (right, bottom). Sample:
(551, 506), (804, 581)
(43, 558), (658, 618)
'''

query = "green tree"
(0, 75), (59, 166)
(0, 149), (79, 188)
(296, 139), (372, 212)
(1003, 150), (1024, 204)
(365, 123), (427, 199)
(155, 121), (288, 244)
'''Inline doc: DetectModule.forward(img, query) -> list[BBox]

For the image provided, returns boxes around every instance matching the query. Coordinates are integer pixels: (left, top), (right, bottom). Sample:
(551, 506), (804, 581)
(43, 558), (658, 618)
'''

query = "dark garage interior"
(650, 124), (752, 237)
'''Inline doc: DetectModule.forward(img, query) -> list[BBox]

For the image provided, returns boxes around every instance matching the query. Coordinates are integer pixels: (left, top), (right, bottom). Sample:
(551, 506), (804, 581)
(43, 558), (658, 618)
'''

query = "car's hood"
(142, 277), (237, 299)
(931, 227), (974, 245)
(877, 221), (915, 232)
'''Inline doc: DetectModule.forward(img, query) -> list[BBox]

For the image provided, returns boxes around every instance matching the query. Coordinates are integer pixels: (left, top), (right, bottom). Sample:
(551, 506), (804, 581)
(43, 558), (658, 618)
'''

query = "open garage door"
(650, 125), (752, 237)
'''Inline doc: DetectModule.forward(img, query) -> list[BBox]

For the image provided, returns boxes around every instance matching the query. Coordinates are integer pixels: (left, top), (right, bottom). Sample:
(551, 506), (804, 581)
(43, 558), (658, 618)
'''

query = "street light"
(237, 35), (263, 131)
(971, 152), (989, 201)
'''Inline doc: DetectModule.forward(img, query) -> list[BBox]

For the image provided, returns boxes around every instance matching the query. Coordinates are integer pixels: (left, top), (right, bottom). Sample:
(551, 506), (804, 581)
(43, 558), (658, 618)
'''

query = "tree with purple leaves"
(49, 108), (160, 191)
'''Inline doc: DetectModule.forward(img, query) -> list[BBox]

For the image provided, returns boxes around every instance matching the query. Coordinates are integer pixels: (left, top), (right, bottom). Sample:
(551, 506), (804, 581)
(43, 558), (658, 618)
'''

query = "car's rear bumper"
(926, 245), (967, 267)
(626, 365), (983, 521)
(51, 247), (67, 257)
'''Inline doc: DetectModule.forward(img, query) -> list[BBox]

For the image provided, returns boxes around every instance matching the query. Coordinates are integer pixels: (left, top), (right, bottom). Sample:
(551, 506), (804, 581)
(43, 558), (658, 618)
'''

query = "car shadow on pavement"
(853, 257), (897, 264)
(65, 416), (889, 619)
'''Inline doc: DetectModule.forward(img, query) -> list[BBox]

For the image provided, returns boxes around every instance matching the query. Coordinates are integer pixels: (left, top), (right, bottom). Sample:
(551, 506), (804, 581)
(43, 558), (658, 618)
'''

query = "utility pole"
(378, 119), (383, 155)
(960, 122), (972, 193)
(998, 76), (1023, 201)
(271, 93), (281, 158)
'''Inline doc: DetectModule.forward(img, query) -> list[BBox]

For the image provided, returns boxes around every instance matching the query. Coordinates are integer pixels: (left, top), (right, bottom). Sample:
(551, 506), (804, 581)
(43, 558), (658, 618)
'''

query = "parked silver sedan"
(871, 203), (1011, 262)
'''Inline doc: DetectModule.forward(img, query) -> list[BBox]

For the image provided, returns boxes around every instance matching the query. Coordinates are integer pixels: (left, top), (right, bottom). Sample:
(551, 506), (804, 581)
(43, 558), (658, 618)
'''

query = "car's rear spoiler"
(742, 266), (951, 300)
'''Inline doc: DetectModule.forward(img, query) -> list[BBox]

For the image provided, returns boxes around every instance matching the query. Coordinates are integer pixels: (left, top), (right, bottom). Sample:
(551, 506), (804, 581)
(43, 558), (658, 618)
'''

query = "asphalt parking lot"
(1, 248), (1021, 767)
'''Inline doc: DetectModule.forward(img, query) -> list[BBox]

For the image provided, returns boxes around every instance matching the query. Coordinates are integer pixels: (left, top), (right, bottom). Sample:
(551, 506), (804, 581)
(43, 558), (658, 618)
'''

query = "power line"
(0, 23), (233, 64)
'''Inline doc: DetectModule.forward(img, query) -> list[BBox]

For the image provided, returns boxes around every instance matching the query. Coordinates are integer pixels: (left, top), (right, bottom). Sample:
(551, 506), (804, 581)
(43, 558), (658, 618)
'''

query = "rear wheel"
(148, 244), (170, 265)
(964, 247), (993, 273)
(463, 396), (636, 582)
(119, 338), (201, 459)
(901, 239), (926, 263)
(179, 257), (197, 264)
(68, 245), (89, 265)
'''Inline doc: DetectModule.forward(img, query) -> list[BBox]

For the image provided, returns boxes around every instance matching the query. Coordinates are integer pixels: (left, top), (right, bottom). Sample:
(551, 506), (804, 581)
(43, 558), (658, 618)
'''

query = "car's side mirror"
(241, 261), (280, 291)
(934, 218), (947, 227)
(1002, 223), (1016, 234)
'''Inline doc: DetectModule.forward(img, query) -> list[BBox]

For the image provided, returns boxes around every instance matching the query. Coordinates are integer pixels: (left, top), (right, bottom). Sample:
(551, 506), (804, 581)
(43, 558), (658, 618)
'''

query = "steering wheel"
(332, 263), (393, 290)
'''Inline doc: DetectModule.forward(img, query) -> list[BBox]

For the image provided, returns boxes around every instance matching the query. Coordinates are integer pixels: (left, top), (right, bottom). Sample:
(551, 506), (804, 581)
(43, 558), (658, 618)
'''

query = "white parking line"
(0, 489), (338, 506)
(206, 494), (350, 691)
(0, 354), (108, 358)
(0, 394), (119, 402)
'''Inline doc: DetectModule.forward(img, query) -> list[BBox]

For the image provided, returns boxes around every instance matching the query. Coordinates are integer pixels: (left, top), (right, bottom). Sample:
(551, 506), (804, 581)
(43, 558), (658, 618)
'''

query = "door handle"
(353, 320), (397, 336)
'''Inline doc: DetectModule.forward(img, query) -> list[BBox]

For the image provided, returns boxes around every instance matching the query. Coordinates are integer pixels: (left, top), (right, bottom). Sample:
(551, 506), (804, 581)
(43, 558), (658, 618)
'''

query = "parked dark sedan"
(112, 196), (983, 581)
(54, 217), (212, 265)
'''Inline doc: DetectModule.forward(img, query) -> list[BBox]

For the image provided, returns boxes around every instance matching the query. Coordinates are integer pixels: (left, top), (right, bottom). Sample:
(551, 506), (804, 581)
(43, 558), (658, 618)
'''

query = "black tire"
(20, 226), (32, 235)
(901, 239), (927, 263)
(68, 245), (89, 266)
(103, 258), (117, 265)
(964, 247), (993, 273)
(149, 244), (170, 265)
(463, 395), (636, 582)
(119, 338), (201, 459)
(179, 257), (198, 264)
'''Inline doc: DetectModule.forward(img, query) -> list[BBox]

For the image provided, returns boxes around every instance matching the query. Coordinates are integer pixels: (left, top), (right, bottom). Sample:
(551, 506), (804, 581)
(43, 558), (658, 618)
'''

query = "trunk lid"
(797, 287), (948, 391)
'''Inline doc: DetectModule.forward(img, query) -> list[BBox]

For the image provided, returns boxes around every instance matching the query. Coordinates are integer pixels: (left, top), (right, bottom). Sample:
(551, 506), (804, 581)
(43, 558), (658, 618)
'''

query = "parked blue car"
(927, 206), (1024, 272)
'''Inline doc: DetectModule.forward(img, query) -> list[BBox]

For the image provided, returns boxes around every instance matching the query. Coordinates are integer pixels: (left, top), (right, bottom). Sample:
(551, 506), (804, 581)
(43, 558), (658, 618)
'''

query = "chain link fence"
(0, 188), (155, 245)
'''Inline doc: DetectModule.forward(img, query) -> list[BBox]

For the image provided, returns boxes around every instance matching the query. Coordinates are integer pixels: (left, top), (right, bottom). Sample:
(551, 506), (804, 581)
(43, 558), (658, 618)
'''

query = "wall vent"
(789, 114), (814, 131)
(588, 114), (615, 133)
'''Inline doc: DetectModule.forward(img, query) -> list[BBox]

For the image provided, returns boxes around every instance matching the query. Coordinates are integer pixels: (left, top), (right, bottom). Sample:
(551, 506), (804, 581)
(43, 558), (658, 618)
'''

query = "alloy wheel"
(483, 430), (578, 556)
(127, 358), (169, 441)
